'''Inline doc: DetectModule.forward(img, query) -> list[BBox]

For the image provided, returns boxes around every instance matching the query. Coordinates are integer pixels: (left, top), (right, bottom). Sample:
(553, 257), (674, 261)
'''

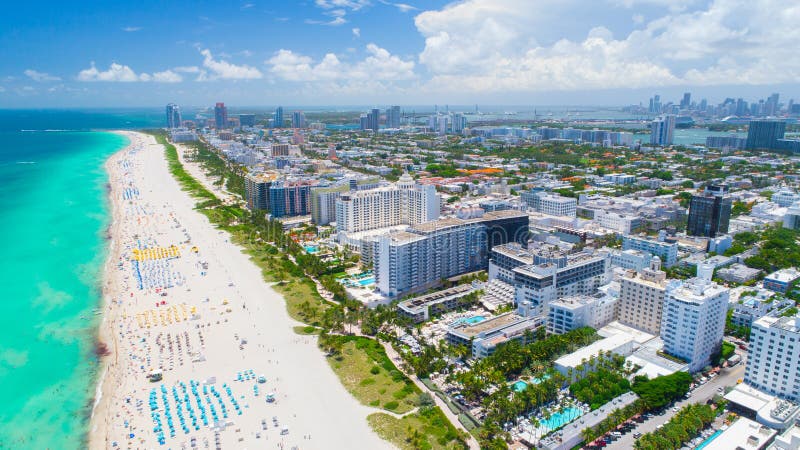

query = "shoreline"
(88, 131), (391, 449)
(88, 131), (132, 449)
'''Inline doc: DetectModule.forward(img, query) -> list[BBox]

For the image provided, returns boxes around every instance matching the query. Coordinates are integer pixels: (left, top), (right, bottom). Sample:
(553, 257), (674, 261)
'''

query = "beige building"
(618, 257), (669, 335)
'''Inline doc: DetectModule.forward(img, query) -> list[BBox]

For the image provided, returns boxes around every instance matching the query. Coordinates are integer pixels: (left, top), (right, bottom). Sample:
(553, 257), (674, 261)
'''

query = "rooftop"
(448, 312), (522, 339)
(704, 418), (776, 450)
(754, 315), (800, 333)
(398, 283), (475, 312)
(669, 277), (729, 304)
(554, 333), (635, 369)
(766, 268), (800, 283)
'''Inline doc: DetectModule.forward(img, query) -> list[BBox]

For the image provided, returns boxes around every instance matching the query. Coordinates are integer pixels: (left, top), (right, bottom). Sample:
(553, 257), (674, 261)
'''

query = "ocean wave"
(17, 161), (36, 164)
(20, 129), (81, 132)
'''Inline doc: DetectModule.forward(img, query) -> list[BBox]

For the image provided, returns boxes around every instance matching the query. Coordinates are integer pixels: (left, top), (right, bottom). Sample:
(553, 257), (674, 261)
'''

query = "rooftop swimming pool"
(538, 407), (583, 431)
(453, 316), (486, 326)
(695, 429), (723, 450)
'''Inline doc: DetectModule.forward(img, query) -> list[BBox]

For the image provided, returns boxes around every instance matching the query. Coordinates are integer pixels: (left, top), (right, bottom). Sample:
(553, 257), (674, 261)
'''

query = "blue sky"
(1, 0), (798, 107)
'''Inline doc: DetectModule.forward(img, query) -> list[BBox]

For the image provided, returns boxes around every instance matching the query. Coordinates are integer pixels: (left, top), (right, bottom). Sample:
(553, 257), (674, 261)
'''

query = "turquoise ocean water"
(0, 109), (163, 449)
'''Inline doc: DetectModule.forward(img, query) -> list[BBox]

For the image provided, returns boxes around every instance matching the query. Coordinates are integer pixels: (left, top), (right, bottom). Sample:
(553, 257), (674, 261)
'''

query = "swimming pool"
(694, 429), (723, 450)
(356, 277), (375, 286)
(512, 374), (551, 392)
(513, 381), (528, 392)
(538, 407), (583, 431)
(453, 316), (486, 326)
(304, 245), (319, 254)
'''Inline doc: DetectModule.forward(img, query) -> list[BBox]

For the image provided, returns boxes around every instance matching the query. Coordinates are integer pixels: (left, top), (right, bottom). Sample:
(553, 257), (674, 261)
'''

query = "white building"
(593, 210), (641, 234)
(618, 257), (670, 335)
(746, 315), (800, 403)
(773, 189), (800, 207)
(661, 264), (730, 372)
(783, 202), (800, 231)
(601, 248), (651, 271)
(521, 191), (577, 217)
(702, 417), (776, 450)
(622, 233), (678, 267)
(547, 294), (618, 335)
(374, 211), (529, 298)
(336, 173), (440, 233)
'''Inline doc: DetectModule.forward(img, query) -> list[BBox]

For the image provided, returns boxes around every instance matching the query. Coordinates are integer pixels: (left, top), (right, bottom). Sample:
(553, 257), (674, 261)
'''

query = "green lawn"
(368, 408), (467, 450)
(323, 336), (419, 413)
(293, 325), (323, 335)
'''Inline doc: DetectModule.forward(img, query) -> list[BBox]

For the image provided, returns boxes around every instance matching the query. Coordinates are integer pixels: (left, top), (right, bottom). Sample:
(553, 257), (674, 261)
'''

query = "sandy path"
(89, 131), (392, 450)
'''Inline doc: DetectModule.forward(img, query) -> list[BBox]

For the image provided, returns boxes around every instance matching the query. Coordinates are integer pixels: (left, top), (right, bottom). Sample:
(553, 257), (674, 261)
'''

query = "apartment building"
(373, 211), (529, 298)
(661, 264), (730, 372)
(618, 257), (670, 335)
(335, 173), (440, 233)
(547, 293), (618, 335)
(745, 315), (800, 402)
(622, 233), (678, 267)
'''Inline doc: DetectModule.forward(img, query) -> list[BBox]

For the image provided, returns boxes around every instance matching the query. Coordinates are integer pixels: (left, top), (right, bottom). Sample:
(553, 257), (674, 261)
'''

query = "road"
(606, 360), (745, 449)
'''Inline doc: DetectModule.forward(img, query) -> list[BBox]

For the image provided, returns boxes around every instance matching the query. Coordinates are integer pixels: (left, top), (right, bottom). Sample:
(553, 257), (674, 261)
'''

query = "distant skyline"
(1, 0), (798, 107)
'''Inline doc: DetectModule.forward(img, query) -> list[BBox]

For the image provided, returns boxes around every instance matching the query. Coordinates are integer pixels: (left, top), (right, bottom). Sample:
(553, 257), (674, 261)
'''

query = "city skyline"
(1, 0), (799, 107)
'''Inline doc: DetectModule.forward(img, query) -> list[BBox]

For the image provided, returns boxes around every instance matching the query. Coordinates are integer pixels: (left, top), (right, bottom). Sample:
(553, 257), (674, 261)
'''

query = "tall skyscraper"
(746, 119), (786, 149)
(661, 264), (729, 373)
(452, 113), (467, 134)
(385, 105), (401, 128)
(680, 92), (691, 110)
(687, 184), (732, 237)
(367, 108), (380, 131)
(273, 106), (284, 128)
(214, 102), (227, 129)
(766, 93), (780, 116)
(166, 103), (182, 129)
(291, 111), (306, 128)
(649, 94), (662, 114)
(244, 173), (277, 210)
(649, 114), (675, 145)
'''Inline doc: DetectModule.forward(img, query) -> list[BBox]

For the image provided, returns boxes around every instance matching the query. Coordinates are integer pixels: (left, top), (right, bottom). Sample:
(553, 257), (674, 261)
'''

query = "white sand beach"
(89, 131), (392, 449)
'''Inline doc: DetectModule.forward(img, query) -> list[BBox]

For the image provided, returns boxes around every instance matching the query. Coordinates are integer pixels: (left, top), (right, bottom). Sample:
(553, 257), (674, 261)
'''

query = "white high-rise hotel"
(661, 264), (729, 372)
(745, 315), (800, 402)
(335, 173), (440, 233)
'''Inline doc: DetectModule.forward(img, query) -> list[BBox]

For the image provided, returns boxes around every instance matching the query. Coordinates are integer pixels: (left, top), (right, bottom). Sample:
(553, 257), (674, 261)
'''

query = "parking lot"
(600, 361), (745, 449)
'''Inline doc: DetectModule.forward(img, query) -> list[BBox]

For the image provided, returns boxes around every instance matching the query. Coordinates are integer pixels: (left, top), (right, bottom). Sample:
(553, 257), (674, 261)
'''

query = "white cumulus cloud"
(412, 0), (800, 93)
(24, 69), (61, 82)
(267, 43), (415, 81)
(198, 49), (263, 80)
(76, 63), (183, 83)
(77, 63), (144, 82)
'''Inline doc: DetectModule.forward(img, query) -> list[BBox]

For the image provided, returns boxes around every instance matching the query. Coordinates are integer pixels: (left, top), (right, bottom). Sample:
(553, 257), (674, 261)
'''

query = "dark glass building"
(687, 185), (732, 237)
(746, 120), (786, 150)
(214, 102), (227, 129)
